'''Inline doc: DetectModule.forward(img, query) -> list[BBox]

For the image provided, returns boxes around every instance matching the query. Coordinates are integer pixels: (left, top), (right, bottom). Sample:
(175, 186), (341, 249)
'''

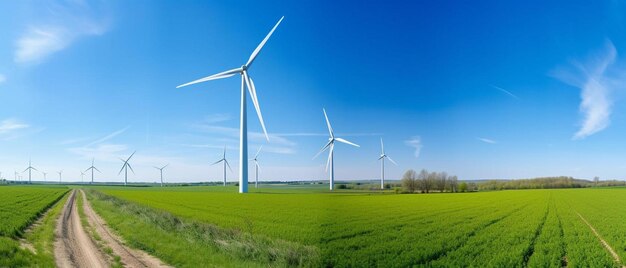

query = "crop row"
(0, 186), (68, 237)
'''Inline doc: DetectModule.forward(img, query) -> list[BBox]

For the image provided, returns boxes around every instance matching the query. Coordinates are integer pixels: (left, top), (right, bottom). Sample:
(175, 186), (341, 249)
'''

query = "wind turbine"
(153, 164), (168, 187)
(250, 146), (262, 188)
(212, 147), (232, 186)
(14, 171), (18, 182)
(314, 109), (360, 190)
(80, 171), (85, 183)
(118, 151), (136, 186)
(177, 16), (285, 193)
(378, 138), (397, 190)
(85, 158), (100, 184)
(23, 160), (37, 184)
(57, 170), (63, 184)
(42, 172), (47, 182)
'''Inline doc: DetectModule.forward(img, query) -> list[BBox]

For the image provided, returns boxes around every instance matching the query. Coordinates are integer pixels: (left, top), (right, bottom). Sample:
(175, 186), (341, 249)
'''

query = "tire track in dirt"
(54, 190), (109, 268)
(576, 211), (625, 268)
(79, 189), (171, 268)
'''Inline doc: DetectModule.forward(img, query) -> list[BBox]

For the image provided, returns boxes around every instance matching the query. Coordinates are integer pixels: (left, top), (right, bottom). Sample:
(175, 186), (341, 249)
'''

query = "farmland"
(0, 186), (68, 267)
(82, 186), (626, 267)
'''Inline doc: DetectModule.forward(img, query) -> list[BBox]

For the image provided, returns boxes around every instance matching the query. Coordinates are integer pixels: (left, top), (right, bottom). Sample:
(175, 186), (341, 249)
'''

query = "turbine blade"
(94, 167), (101, 173)
(380, 138), (384, 154)
(225, 159), (233, 172)
(118, 164), (125, 175)
(255, 162), (260, 172)
(128, 164), (135, 174)
(211, 159), (224, 165)
(176, 68), (242, 88)
(246, 16), (284, 67)
(153, 166), (160, 170)
(244, 72), (269, 141)
(378, 155), (384, 160)
(313, 140), (333, 159)
(322, 108), (334, 138)
(387, 156), (398, 166)
(335, 137), (360, 147)
(163, 164), (169, 169)
(255, 145), (263, 158)
(126, 151), (136, 162)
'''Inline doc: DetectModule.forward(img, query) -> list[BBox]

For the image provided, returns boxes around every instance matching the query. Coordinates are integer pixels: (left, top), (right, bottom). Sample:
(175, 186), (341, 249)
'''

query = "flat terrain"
(4, 185), (626, 267)
(89, 186), (626, 267)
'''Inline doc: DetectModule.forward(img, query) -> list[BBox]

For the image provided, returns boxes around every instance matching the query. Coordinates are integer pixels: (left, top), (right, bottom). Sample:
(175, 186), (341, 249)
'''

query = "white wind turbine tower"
(85, 158), (100, 184)
(314, 109), (360, 190)
(250, 146), (262, 188)
(118, 151), (136, 186)
(42, 172), (47, 182)
(378, 138), (397, 190)
(153, 164), (168, 187)
(80, 171), (85, 183)
(14, 171), (18, 182)
(23, 160), (37, 184)
(212, 147), (232, 186)
(177, 16), (285, 193)
(57, 170), (63, 184)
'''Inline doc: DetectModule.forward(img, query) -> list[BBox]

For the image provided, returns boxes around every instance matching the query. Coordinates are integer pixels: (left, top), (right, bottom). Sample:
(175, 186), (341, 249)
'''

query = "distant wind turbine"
(85, 158), (101, 184)
(378, 138), (398, 190)
(14, 171), (18, 182)
(177, 16), (285, 193)
(212, 147), (232, 186)
(42, 172), (47, 182)
(250, 146), (262, 188)
(58, 170), (63, 184)
(23, 160), (37, 184)
(153, 164), (168, 187)
(80, 171), (85, 183)
(314, 109), (360, 190)
(118, 151), (136, 186)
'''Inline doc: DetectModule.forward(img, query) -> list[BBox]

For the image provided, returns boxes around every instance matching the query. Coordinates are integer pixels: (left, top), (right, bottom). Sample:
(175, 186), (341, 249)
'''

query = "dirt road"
(79, 190), (171, 268)
(54, 189), (170, 268)
(54, 190), (109, 268)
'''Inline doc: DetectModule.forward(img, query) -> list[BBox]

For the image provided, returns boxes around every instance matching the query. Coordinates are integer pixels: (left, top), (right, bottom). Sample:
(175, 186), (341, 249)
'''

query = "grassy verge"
(85, 189), (320, 267)
(0, 191), (69, 267)
(77, 190), (123, 268)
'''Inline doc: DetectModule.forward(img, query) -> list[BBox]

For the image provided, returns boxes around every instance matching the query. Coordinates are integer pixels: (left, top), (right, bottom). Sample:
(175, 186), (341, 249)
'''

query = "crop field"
(0, 186), (68, 237)
(83, 186), (626, 267)
(0, 186), (69, 267)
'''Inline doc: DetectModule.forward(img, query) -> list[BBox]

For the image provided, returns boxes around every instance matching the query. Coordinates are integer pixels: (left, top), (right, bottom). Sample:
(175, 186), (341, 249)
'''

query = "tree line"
(401, 169), (460, 193)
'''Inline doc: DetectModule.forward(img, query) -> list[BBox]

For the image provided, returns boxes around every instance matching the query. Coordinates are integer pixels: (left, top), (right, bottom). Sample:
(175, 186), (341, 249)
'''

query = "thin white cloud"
(274, 132), (383, 137)
(84, 126), (130, 147)
(477, 137), (497, 144)
(552, 41), (619, 140)
(0, 74), (6, 84)
(14, 1), (111, 64)
(204, 113), (231, 124)
(405, 136), (422, 158)
(0, 119), (28, 134)
(491, 85), (520, 99)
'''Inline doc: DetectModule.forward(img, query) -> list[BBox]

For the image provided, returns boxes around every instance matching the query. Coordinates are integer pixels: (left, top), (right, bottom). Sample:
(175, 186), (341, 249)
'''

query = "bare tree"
(401, 169), (418, 193)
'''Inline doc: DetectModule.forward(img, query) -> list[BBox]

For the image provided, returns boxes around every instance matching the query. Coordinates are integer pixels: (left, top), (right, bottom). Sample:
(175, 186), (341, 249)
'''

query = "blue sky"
(2, 0), (626, 183)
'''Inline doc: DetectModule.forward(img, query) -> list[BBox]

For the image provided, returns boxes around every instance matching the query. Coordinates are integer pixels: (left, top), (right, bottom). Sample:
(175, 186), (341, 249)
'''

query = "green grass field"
(0, 185), (68, 267)
(83, 185), (626, 267)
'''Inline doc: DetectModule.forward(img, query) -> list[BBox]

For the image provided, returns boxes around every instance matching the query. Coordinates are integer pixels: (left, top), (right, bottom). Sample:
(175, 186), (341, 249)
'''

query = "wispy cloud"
(551, 41), (620, 140)
(14, 1), (111, 64)
(477, 137), (497, 144)
(84, 126), (130, 147)
(204, 113), (231, 124)
(67, 126), (131, 161)
(191, 122), (297, 154)
(491, 85), (520, 100)
(405, 136), (423, 158)
(0, 118), (33, 140)
(274, 132), (383, 137)
(0, 119), (29, 134)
